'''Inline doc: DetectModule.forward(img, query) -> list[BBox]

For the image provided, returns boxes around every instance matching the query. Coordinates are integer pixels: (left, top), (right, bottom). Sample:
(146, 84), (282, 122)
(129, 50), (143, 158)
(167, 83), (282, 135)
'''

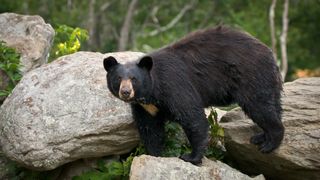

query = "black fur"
(104, 26), (284, 165)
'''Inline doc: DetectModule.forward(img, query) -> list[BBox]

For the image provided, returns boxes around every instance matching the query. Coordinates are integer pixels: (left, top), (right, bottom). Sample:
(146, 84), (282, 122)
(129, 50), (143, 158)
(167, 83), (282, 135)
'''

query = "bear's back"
(148, 26), (280, 106)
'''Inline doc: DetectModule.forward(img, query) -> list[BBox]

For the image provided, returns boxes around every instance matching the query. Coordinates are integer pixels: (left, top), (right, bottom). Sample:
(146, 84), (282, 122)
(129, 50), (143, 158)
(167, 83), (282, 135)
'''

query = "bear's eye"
(131, 77), (137, 83)
(117, 76), (122, 81)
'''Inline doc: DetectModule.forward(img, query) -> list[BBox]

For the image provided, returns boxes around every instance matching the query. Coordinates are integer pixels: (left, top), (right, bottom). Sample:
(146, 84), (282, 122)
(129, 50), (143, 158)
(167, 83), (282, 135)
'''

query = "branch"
(280, 0), (289, 80)
(99, 2), (111, 13)
(118, 0), (139, 51)
(269, 0), (277, 62)
(146, 2), (195, 37)
(151, 6), (160, 24)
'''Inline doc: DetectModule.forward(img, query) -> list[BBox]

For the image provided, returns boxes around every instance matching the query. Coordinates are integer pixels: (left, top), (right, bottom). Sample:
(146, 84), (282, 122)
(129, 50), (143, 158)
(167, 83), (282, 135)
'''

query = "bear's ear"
(138, 56), (153, 71)
(104, 56), (119, 72)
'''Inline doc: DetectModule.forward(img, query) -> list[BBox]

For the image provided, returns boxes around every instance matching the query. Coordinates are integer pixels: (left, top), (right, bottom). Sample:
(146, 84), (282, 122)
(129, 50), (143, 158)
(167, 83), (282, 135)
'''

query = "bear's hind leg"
(240, 100), (284, 153)
(250, 132), (266, 145)
(131, 104), (165, 156)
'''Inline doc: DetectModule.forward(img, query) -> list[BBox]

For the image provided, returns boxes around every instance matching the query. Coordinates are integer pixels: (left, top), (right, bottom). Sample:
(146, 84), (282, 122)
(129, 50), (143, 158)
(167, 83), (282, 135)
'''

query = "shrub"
(0, 41), (21, 98)
(50, 25), (88, 61)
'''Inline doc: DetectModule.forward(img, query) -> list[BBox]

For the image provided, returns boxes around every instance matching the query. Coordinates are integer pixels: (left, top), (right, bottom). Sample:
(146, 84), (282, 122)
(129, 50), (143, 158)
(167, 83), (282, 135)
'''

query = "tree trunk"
(118, 0), (139, 51)
(87, 0), (97, 50)
(280, 0), (289, 80)
(269, 0), (277, 62)
(67, 0), (72, 10)
(94, 2), (112, 51)
(22, 0), (29, 14)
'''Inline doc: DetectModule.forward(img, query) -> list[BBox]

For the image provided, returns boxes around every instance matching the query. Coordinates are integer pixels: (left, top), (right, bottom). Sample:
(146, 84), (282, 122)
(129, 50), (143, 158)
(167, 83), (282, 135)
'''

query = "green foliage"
(73, 145), (145, 180)
(50, 25), (88, 61)
(0, 41), (21, 97)
(162, 122), (191, 157)
(206, 108), (225, 160)
(2, 157), (57, 180)
(163, 108), (225, 160)
(2, 0), (319, 80)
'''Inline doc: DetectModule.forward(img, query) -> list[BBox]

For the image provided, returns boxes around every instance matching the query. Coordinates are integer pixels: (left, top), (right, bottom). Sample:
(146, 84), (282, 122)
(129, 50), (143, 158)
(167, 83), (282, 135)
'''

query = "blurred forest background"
(1, 0), (319, 81)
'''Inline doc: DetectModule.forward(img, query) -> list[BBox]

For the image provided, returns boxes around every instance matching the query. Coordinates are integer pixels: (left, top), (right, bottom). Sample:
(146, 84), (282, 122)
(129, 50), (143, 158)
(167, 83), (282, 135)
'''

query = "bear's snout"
(120, 88), (132, 98)
(119, 79), (135, 101)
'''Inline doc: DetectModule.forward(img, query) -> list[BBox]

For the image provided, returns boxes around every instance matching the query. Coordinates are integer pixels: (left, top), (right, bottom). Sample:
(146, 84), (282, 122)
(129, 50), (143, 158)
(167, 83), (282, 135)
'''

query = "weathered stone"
(130, 155), (264, 180)
(220, 78), (320, 180)
(0, 13), (54, 74)
(0, 51), (143, 170)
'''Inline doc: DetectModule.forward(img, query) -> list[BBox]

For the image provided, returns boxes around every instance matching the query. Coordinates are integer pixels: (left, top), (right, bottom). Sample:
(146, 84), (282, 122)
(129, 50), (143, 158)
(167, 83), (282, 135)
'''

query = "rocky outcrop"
(130, 155), (264, 180)
(0, 13), (55, 74)
(0, 51), (144, 170)
(220, 78), (320, 180)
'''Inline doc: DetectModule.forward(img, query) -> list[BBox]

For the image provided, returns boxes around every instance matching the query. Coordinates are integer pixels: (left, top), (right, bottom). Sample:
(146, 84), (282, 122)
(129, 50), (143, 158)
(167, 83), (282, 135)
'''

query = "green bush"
(163, 108), (225, 160)
(206, 108), (225, 160)
(50, 25), (88, 61)
(73, 145), (145, 180)
(0, 41), (21, 98)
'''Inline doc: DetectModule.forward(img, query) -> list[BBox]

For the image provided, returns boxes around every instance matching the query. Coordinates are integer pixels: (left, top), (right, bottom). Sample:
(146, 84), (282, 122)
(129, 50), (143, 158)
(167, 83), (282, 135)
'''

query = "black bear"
(103, 26), (284, 165)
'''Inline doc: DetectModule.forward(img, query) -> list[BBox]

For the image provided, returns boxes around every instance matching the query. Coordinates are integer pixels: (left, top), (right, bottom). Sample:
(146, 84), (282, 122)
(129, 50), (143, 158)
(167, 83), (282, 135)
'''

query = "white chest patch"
(140, 103), (159, 116)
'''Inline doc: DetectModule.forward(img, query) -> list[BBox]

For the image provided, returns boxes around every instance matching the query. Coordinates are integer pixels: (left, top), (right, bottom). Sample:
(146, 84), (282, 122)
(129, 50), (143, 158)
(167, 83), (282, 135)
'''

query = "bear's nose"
(120, 89), (132, 98)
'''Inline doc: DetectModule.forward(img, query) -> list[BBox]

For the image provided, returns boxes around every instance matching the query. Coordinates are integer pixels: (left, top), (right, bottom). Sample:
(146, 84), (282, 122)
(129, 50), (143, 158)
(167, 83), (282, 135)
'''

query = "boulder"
(0, 51), (143, 170)
(0, 13), (55, 74)
(130, 155), (264, 180)
(220, 78), (320, 180)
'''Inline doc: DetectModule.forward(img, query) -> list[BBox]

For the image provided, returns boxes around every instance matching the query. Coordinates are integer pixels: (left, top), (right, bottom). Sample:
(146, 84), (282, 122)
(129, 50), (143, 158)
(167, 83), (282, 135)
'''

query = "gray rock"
(0, 51), (143, 170)
(0, 13), (54, 74)
(130, 155), (264, 180)
(220, 77), (320, 180)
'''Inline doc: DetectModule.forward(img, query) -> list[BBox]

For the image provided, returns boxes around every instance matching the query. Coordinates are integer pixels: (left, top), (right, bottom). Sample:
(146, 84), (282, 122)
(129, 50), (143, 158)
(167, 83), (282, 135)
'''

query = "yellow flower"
(74, 38), (80, 49)
(75, 29), (82, 37)
(70, 38), (81, 52)
(58, 43), (65, 49)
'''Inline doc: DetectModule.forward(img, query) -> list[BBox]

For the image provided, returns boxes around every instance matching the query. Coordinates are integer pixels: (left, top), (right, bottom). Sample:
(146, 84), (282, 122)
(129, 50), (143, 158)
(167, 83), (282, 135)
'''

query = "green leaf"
(217, 128), (224, 137)
(97, 159), (108, 172)
(107, 161), (124, 177)
(122, 156), (134, 176)
(0, 90), (10, 97)
(72, 171), (109, 180)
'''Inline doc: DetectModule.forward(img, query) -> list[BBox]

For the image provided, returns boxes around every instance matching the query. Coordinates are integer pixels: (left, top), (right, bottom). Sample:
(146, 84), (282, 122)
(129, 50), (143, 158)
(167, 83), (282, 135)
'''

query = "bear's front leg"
(178, 111), (209, 165)
(167, 101), (209, 165)
(131, 103), (165, 156)
(162, 84), (209, 165)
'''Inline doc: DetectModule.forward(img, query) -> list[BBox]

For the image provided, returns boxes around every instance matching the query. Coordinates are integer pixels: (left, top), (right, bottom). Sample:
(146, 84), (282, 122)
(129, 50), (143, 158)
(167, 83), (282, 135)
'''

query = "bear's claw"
(179, 153), (202, 165)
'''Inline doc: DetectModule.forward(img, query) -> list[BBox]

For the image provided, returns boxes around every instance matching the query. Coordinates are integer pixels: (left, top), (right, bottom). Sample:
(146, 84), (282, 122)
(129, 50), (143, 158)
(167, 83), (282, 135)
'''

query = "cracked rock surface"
(220, 77), (320, 180)
(0, 51), (143, 170)
(130, 155), (265, 180)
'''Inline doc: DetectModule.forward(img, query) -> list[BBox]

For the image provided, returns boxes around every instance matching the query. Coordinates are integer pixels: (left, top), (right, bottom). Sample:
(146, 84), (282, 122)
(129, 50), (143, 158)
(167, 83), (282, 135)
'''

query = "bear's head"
(103, 56), (153, 103)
